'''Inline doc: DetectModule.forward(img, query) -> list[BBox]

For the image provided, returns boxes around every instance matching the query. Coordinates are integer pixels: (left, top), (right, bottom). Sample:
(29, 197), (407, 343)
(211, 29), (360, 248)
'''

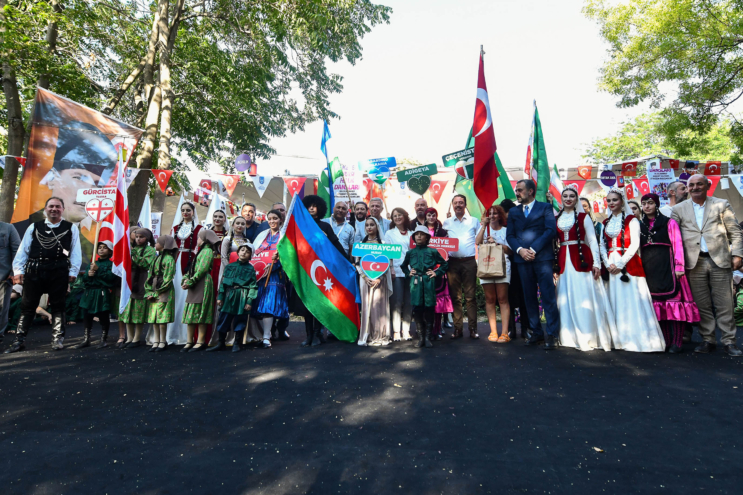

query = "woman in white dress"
(384, 207), (413, 341)
(554, 185), (615, 351)
(600, 187), (665, 352)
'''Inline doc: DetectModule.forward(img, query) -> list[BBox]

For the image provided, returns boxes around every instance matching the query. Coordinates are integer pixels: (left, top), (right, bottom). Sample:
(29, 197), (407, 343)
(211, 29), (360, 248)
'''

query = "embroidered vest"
(602, 215), (645, 277)
(557, 212), (593, 274)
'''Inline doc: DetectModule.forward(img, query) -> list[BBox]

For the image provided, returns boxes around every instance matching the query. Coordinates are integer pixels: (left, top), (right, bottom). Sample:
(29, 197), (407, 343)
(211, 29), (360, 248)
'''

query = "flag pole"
(91, 222), (101, 265)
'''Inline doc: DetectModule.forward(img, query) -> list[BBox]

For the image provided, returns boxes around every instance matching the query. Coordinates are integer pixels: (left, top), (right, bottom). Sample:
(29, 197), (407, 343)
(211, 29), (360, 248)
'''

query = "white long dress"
(601, 214), (665, 352)
(556, 213), (615, 351)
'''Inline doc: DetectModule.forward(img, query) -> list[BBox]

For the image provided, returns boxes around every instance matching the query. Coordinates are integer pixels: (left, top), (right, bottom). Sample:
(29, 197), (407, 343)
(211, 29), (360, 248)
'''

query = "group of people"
(1, 171), (742, 357)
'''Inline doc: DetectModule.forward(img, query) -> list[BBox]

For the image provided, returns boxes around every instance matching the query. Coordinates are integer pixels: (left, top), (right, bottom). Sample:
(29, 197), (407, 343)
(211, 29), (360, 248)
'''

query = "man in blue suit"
(506, 179), (559, 350)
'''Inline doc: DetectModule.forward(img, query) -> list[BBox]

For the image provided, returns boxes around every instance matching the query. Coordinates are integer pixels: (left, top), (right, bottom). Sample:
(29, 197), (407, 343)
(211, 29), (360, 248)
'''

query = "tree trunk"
(0, 0), (25, 222)
(156, 0), (185, 173)
(36, 0), (62, 89)
(102, 58), (146, 115)
(128, 0), (169, 222)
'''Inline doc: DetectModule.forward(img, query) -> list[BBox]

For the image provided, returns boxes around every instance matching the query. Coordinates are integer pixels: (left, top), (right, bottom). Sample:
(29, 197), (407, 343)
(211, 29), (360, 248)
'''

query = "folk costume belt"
(560, 241), (579, 246)
(608, 247), (625, 253)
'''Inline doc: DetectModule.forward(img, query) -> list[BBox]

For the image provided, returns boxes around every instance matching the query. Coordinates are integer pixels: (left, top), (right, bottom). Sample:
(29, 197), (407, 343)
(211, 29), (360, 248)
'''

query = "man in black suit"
(505, 180), (559, 350)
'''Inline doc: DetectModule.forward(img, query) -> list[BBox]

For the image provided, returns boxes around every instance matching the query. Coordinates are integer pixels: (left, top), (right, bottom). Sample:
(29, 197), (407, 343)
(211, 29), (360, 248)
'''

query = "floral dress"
(182, 247), (215, 324)
(145, 254), (176, 324)
(120, 245), (157, 324)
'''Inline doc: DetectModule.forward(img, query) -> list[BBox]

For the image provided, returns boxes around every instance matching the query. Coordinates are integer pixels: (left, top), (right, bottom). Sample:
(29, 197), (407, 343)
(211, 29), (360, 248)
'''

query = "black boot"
(232, 332), (243, 353)
(313, 328), (324, 346)
(424, 323), (433, 348)
(301, 319), (314, 347)
(206, 333), (227, 352)
(4, 314), (29, 354)
(414, 312), (426, 348)
(51, 313), (66, 351)
(74, 328), (92, 349)
(96, 328), (109, 349)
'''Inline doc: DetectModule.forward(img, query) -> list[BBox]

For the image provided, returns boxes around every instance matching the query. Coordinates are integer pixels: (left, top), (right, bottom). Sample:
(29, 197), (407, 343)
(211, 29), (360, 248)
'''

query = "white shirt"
(443, 214), (479, 258)
(353, 218), (366, 245)
(521, 199), (536, 217)
(323, 217), (356, 256)
(13, 220), (82, 277)
(383, 227), (412, 277)
(692, 201), (709, 252)
(659, 204), (673, 217)
(600, 214), (640, 269)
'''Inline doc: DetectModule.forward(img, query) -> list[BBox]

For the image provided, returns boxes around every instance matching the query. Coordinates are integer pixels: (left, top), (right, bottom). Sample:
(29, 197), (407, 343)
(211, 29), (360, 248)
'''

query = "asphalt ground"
(0, 321), (742, 494)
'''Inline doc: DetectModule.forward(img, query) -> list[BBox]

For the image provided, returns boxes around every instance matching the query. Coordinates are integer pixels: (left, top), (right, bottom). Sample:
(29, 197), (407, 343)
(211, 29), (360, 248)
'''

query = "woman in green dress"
(209, 243), (258, 352)
(76, 241), (121, 349)
(120, 228), (157, 349)
(180, 229), (220, 352)
(145, 235), (178, 352)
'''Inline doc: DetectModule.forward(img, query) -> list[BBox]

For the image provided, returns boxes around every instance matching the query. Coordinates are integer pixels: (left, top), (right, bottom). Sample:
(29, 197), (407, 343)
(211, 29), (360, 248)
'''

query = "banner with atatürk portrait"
(12, 88), (143, 264)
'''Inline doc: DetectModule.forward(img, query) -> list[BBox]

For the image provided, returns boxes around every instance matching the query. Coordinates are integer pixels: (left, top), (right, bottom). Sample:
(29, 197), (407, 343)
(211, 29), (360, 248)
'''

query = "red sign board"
(408, 236), (459, 260)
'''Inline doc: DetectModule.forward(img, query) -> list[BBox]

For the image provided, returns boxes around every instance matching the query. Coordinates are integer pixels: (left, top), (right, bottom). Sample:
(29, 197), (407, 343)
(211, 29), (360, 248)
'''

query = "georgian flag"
(111, 147), (132, 312)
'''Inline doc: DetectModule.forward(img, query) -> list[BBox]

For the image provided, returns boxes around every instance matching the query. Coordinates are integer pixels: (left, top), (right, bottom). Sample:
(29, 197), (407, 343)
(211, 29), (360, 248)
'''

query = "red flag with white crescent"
(153, 169), (173, 193)
(284, 177), (306, 197)
(704, 161), (722, 176)
(219, 174), (240, 196)
(429, 179), (448, 203)
(472, 52), (499, 209)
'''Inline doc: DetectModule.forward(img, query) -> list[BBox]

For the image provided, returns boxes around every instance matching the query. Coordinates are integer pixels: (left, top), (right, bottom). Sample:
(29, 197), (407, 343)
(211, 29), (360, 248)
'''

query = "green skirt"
(80, 289), (111, 314)
(182, 278), (215, 324)
(147, 289), (175, 324)
(120, 298), (149, 324)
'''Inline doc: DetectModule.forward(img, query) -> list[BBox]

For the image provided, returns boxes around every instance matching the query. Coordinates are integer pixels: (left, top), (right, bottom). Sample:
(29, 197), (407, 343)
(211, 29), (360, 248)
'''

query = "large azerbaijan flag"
(278, 195), (361, 342)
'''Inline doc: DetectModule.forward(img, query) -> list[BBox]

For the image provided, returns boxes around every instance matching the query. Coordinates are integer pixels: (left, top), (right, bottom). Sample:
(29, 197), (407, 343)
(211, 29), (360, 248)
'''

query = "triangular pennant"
(429, 180), (448, 203)
(728, 174), (743, 197)
(577, 165), (592, 180)
(704, 161), (722, 175)
(284, 177), (307, 197)
(250, 174), (273, 198)
(153, 169), (173, 193)
(563, 180), (586, 195)
(625, 182), (639, 200)
(707, 175), (722, 192)
(666, 159), (680, 170)
(219, 174), (240, 197)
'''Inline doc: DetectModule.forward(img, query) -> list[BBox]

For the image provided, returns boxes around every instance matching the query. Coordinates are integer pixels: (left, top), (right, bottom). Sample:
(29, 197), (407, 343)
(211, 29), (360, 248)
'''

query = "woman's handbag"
(477, 241), (506, 278)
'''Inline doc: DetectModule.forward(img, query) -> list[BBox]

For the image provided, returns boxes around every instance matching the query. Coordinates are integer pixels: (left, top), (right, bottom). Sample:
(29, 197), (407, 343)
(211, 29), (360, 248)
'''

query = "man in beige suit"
(671, 174), (743, 356)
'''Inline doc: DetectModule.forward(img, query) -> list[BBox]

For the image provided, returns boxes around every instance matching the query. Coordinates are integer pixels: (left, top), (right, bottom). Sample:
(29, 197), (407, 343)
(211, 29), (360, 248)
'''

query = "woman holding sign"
(355, 217), (393, 346)
(384, 207), (413, 341)
(476, 205), (512, 343)
(251, 210), (289, 349)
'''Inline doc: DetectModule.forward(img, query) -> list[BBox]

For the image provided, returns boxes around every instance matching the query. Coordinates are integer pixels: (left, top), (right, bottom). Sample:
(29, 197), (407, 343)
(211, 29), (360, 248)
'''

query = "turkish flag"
(199, 178), (213, 191)
(634, 176), (650, 196)
(707, 175), (722, 192)
(364, 178), (383, 203)
(666, 159), (680, 170)
(430, 180), (448, 203)
(626, 182), (640, 200)
(577, 165), (592, 180)
(472, 53), (499, 208)
(704, 161), (722, 175)
(153, 169), (173, 193)
(219, 174), (240, 196)
(593, 201), (600, 213)
(622, 161), (638, 177)
(283, 177), (306, 197)
(563, 180), (586, 195)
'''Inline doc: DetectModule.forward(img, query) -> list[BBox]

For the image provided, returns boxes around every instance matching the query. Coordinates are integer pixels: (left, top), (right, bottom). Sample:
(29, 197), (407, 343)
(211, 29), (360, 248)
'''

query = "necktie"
(524, 205), (530, 218)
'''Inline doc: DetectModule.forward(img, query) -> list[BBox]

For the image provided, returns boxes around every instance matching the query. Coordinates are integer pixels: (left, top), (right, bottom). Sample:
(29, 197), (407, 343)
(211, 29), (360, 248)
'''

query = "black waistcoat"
(28, 220), (73, 261)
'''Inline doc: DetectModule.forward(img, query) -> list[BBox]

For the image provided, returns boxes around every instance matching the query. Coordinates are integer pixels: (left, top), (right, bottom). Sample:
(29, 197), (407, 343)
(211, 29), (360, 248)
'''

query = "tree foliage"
(584, 0), (743, 155)
(582, 111), (738, 164)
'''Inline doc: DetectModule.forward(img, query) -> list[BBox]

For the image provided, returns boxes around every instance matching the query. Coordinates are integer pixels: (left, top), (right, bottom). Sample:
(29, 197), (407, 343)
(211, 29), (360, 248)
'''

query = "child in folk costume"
(76, 241), (121, 349)
(601, 188), (665, 352)
(210, 244), (258, 353)
(554, 185), (615, 351)
(145, 235), (178, 352)
(639, 193), (700, 353)
(251, 210), (289, 349)
(401, 226), (449, 348)
(355, 217), (392, 346)
(424, 208), (453, 340)
(180, 229), (220, 352)
(120, 228), (157, 349)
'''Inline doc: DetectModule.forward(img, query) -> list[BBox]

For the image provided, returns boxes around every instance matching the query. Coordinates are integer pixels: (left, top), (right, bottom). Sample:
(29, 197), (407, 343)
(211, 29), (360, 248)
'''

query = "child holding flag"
(75, 241), (120, 349)
(401, 226), (448, 348)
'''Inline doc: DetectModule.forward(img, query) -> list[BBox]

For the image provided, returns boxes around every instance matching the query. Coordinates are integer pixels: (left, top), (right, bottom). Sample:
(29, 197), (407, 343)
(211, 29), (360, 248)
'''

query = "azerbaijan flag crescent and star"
(278, 195), (361, 342)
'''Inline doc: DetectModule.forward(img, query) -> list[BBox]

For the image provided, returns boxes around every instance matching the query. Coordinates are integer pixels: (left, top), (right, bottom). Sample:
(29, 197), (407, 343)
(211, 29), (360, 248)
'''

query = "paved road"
(1, 322), (742, 494)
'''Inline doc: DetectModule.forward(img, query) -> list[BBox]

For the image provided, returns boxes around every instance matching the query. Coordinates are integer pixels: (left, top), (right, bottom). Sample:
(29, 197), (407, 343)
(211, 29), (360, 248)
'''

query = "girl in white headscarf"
(600, 187), (664, 352)
(554, 185), (615, 351)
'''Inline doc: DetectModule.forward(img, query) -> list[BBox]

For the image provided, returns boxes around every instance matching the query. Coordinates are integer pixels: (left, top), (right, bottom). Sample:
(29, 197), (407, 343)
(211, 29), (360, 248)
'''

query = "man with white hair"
(369, 197), (391, 235)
